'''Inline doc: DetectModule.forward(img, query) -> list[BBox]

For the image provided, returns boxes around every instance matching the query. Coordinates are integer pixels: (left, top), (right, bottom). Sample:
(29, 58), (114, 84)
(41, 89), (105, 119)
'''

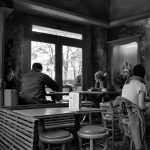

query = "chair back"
(100, 102), (113, 121)
(100, 101), (120, 150)
(120, 97), (146, 138)
(100, 102), (119, 130)
(114, 97), (148, 150)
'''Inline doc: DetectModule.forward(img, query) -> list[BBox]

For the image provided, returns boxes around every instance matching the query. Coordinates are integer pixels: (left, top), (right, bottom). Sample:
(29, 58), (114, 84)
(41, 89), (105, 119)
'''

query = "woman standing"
(121, 64), (149, 150)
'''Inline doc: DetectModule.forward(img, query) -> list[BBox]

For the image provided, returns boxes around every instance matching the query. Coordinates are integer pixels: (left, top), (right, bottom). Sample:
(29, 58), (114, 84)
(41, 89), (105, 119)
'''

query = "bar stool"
(39, 115), (75, 150)
(100, 102), (120, 150)
(77, 125), (109, 150)
(39, 129), (73, 150)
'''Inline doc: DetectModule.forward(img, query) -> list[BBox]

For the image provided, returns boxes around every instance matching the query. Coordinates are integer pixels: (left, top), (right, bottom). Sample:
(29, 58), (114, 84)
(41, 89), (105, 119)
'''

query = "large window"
(31, 23), (83, 91)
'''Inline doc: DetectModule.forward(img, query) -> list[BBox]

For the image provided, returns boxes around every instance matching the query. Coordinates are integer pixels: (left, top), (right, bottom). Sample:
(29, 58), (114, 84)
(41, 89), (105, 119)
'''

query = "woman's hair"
(132, 64), (145, 78)
(95, 71), (108, 81)
(95, 71), (104, 80)
(32, 63), (43, 72)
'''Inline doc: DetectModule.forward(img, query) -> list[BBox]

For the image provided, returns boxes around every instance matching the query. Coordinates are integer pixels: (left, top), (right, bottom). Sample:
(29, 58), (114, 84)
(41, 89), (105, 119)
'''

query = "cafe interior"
(1, 0), (150, 150)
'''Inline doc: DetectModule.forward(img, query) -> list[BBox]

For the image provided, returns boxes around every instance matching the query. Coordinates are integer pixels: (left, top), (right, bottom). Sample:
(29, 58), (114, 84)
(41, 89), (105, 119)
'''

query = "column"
(0, 7), (13, 106)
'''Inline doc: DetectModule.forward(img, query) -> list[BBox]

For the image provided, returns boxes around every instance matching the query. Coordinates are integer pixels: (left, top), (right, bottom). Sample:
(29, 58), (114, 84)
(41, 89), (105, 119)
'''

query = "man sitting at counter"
(90, 71), (109, 107)
(91, 71), (108, 92)
(19, 63), (59, 104)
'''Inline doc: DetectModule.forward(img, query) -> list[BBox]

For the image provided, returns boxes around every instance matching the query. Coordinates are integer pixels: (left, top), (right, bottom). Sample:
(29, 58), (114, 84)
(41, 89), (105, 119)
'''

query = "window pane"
(32, 25), (82, 40)
(62, 45), (82, 91)
(31, 41), (56, 80)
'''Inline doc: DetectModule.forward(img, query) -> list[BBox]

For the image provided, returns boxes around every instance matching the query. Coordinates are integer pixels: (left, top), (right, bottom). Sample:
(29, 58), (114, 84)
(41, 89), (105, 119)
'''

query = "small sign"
(69, 92), (81, 111)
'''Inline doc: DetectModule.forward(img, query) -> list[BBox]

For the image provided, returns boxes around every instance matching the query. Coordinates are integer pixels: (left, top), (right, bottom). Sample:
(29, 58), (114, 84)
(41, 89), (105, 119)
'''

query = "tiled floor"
(72, 132), (150, 150)
(47, 136), (150, 150)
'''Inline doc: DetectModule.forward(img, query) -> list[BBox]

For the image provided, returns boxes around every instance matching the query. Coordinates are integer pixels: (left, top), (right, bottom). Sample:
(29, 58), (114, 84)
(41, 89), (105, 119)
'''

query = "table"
(46, 92), (69, 96)
(13, 107), (104, 132)
(13, 107), (103, 149)
(79, 91), (121, 94)
(13, 107), (102, 119)
(13, 107), (103, 134)
(45, 92), (69, 102)
(13, 107), (103, 126)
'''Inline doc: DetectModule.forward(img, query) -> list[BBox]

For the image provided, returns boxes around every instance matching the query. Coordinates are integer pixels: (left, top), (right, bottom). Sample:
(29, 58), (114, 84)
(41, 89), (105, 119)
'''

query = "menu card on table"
(69, 92), (81, 111)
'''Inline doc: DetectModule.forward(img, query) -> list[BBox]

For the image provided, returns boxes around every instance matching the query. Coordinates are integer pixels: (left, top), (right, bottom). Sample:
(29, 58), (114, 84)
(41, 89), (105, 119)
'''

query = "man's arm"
(43, 74), (59, 91)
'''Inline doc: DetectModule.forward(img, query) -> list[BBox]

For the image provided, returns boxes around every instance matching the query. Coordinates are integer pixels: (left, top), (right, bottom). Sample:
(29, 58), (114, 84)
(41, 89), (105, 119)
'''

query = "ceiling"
(5, 0), (150, 27)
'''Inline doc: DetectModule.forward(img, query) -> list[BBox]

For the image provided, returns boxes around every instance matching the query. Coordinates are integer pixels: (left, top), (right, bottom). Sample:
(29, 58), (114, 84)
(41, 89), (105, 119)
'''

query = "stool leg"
(130, 139), (133, 150)
(90, 139), (95, 150)
(79, 137), (82, 150)
(121, 135), (127, 150)
(62, 144), (66, 150)
(40, 142), (47, 150)
(104, 138), (108, 150)
(48, 144), (52, 150)
(112, 130), (114, 150)
(62, 143), (72, 150)
(66, 142), (72, 150)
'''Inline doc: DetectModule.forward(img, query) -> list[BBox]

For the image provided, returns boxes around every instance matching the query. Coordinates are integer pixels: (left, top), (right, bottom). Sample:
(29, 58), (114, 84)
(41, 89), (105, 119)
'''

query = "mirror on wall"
(112, 42), (138, 74)
(111, 42), (138, 88)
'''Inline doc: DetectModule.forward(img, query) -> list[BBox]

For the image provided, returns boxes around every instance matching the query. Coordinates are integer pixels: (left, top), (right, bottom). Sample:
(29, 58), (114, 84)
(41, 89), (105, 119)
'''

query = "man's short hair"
(32, 63), (43, 72)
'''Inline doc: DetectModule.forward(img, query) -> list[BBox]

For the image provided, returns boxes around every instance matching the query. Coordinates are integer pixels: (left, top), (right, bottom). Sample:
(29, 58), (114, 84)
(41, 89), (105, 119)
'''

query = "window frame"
(25, 17), (84, 91)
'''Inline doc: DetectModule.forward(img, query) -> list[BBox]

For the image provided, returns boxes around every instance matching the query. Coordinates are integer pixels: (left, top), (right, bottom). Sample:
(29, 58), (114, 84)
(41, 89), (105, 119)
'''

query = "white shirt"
(121, 79), (146, 106)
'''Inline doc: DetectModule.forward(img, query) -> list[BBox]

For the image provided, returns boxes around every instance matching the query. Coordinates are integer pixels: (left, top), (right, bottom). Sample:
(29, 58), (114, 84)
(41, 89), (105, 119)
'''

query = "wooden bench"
(0, 105), (76, 150)
(0, 108), (39, 150)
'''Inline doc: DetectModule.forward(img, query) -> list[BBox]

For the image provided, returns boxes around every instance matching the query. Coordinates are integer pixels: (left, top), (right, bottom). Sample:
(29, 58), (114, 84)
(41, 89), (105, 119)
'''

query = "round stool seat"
(39, 129), (73, 144)
(78, 125), (108, 139)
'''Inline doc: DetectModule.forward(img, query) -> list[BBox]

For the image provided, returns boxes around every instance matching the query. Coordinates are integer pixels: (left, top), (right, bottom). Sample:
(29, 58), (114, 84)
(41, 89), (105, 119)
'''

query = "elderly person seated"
(90, 71), (109, 108)
(91, 71), (108, 92)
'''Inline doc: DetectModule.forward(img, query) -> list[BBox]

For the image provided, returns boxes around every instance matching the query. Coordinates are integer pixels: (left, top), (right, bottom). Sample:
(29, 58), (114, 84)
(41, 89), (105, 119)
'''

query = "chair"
(100, 101), (120, 150)
(119, 97), (148, 150)
(77, 125), (109, 150)
(39, 115), (74, 150)
(120, 117), (133, 150)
